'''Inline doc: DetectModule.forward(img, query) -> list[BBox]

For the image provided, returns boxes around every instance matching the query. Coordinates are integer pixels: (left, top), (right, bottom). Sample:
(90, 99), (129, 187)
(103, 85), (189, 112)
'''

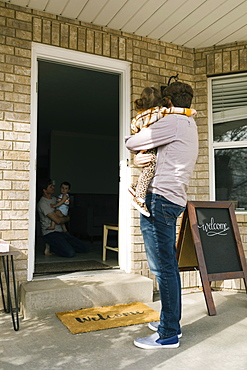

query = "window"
(209, 73), (247, 211)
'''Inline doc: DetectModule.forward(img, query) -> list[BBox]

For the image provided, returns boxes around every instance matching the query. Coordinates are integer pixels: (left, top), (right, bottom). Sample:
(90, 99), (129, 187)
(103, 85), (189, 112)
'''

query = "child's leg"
(135, 149), (156, 201)
(61, 224), (67, 232)
(46, 220), (56, 230)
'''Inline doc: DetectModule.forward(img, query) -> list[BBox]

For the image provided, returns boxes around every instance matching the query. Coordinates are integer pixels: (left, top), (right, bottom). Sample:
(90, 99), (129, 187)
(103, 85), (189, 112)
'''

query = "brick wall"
(0, 1), (246, 293)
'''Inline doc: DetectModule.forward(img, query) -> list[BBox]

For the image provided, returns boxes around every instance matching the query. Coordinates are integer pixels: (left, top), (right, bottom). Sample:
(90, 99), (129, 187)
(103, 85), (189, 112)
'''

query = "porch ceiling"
(4, 0), (247, 49)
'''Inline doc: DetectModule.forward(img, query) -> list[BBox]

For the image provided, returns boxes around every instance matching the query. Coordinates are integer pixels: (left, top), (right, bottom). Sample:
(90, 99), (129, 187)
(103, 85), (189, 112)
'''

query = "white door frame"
(28, 42), (131, 280)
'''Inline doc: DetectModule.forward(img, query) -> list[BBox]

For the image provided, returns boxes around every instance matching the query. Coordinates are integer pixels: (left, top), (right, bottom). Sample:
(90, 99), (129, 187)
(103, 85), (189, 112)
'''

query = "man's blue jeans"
(43, 232), (89, 257)
(140, 193), (185, 339)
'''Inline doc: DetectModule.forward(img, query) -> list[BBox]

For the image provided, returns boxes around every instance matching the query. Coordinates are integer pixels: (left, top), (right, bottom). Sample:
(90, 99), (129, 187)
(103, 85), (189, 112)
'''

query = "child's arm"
(164, 107), (197, 116)
(51, 194), (69, 208)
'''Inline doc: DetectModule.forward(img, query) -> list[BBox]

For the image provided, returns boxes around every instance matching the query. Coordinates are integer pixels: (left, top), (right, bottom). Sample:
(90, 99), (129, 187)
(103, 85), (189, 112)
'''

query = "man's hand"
(134, 151), (153, 167)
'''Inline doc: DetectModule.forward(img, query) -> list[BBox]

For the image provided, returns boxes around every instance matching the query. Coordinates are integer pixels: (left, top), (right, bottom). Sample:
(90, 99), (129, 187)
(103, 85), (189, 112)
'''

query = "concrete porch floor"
(0, 289), (246, 370)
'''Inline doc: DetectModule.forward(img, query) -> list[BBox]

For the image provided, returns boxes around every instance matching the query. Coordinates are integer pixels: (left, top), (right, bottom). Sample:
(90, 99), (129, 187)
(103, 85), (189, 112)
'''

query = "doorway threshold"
(32, 267), (123, 281)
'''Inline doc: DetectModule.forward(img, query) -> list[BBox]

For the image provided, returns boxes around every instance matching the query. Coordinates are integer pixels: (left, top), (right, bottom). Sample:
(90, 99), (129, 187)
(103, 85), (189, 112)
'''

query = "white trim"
(29, 43), (131, 280)
(207, 78), (214, 201)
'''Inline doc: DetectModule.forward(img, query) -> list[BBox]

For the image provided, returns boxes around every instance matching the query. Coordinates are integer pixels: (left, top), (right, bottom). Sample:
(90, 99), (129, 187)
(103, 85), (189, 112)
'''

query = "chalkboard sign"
(177, 201), (247, 316)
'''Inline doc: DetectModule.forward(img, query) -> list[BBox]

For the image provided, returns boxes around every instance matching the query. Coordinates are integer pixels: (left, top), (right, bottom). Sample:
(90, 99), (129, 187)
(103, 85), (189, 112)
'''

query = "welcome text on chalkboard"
(177, 201), (247, 315)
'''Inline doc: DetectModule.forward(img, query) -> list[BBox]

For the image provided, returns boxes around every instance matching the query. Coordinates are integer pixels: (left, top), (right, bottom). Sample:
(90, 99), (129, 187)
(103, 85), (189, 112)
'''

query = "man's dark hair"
(40, 178), (53, 191)
(162, 81), (193, 108)
(61, 181), (71, 190)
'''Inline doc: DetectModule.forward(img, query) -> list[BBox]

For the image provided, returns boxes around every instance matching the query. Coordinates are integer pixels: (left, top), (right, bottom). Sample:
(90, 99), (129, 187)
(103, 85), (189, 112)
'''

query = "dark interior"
(35, 60), (120, 270)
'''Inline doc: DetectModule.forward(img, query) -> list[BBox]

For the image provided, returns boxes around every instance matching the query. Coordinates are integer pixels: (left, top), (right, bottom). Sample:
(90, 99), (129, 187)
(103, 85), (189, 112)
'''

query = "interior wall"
(37, 61), (120, 195)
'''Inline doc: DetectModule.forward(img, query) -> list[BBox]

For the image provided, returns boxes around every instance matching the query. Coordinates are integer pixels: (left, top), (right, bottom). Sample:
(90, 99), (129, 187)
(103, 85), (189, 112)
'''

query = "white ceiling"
(4, 0), (247, 48)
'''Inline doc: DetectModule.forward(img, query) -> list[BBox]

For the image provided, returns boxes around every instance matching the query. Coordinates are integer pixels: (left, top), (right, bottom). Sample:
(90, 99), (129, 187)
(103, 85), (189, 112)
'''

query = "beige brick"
(42, 19), (51, 44)
(111, 36), (118, 58)
(240, 49), (247, 70)
(13, 142), (30, 152)
(0, 221), (11, 229)
(0, 8), (15, 19)
(0, 200), (11, 209)
(0, 180), (11, 192)
(0, 161), (12, 169)
(16, 11), (32, 23)
(0, 16), (5, 26)
(12, 201), (29, 210)
(13, 65), (31, 76)
(69, 25), (77, 50)
(5, 147), (30, 157)
(231, 50), (239, 71)
(78, 27), (86, 52)
(118, 37), (125, 60)
(51, 21), (60, 46)
(0, 141), (12, 150)
(15, 47), (31, 58)
(2, 230), (28, 240)
(0, 82), (13, 92)
(3, 170), (29, 180)
(13, 122), (30, 132)
(12, 180), (29, 190)
(33, 17), (42, 42)
(14, 84), (30, 94)
(14, 102), (30, 113)
(5, 92), (30, 103)
(103, 33), (110, 57)
(0, 44), (14, 55)
(5, 73), (30, 85)
(16, 29), (32, 40)
(0, 24), (15, 38)
(12, 220), (29, 229)
(7, 18), (32, 32)
(94, 31), (102, 55)
(0, 63), (14, 73)
(3, 190), (29, 200)
(61, 23), (69, 48)
(5, 55), (30, 67)
(6, 36), (31, 49)
(4, 112), (30, 123)
(0, 101), (13, 111)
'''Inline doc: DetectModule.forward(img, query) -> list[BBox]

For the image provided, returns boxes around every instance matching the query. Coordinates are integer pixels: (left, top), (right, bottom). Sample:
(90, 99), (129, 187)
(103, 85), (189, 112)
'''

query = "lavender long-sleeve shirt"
(125, 114), (198, 207)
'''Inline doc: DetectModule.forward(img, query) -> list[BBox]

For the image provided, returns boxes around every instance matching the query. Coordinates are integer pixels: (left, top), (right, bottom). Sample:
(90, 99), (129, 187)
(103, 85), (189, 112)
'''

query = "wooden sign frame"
(177, 201), (247, 316)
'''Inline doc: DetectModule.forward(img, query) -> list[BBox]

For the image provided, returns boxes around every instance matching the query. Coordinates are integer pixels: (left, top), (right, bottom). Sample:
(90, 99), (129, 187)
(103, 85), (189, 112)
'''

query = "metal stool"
(102, 224), (119, 261)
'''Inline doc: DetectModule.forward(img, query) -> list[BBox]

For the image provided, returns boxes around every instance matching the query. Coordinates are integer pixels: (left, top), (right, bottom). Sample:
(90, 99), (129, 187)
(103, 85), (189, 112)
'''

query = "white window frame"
(29, 43), (131, 280)
(208, 72), (247, 213)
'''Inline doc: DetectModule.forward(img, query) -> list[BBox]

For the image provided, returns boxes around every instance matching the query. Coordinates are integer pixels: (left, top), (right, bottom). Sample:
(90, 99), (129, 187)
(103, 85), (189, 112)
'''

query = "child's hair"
(134, 87), (163, 111)
(60, 181), (71, 190)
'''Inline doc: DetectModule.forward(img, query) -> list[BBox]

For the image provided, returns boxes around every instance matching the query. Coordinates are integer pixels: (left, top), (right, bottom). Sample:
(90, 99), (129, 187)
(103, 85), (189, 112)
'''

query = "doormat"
(56, 302), (160, 334)
(34, 260), (112, 274)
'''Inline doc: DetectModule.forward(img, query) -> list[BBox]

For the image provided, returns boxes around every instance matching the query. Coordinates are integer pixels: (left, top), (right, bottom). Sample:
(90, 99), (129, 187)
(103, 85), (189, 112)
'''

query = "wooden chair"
(102, 224), (119, 261)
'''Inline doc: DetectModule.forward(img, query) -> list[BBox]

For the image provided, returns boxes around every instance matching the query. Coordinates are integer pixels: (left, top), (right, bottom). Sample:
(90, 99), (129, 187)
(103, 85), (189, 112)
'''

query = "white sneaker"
(134, 332), (179, 349)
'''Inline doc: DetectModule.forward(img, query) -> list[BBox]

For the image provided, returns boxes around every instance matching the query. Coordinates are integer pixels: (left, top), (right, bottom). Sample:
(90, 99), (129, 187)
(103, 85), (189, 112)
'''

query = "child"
(129, 86), (196, 217)
(46, 181), (71, 232)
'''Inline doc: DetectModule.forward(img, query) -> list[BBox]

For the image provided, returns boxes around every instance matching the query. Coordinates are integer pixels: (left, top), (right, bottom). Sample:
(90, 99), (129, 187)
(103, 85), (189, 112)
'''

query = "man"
(37, 179), (89, 257)
(125, 82), (198, 349)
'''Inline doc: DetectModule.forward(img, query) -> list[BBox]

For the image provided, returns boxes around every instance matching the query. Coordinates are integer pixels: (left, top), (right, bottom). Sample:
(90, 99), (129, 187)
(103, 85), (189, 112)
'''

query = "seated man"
(37, 179), (89, 257)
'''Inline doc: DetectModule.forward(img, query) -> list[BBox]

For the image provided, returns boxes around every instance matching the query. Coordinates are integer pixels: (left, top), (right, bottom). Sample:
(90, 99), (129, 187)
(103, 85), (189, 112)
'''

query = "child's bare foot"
(46, 226), (55, 230)
(44, 244), (52, 256)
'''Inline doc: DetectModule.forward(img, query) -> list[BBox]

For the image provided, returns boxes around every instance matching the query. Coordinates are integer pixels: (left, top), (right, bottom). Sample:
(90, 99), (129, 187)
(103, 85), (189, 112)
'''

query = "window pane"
(212, 76), (247, 142)
(213, 118), (247, 142)
(215, 148), (247, 210)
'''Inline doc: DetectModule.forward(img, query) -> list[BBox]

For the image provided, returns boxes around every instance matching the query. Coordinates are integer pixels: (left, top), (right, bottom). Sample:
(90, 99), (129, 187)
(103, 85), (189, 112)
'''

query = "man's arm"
(126, 115), (176, 152)
(51, 194), (69, 208)
(47, 211), (69, 225)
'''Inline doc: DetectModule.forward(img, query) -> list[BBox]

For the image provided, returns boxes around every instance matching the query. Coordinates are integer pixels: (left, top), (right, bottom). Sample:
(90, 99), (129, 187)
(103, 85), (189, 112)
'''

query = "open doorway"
(35, 60), (120, 273)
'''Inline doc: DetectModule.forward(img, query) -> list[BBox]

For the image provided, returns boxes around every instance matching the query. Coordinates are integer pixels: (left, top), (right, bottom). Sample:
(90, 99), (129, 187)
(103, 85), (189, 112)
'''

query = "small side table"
(103, 224), (119, 261)
(0, 250), (20, 331)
